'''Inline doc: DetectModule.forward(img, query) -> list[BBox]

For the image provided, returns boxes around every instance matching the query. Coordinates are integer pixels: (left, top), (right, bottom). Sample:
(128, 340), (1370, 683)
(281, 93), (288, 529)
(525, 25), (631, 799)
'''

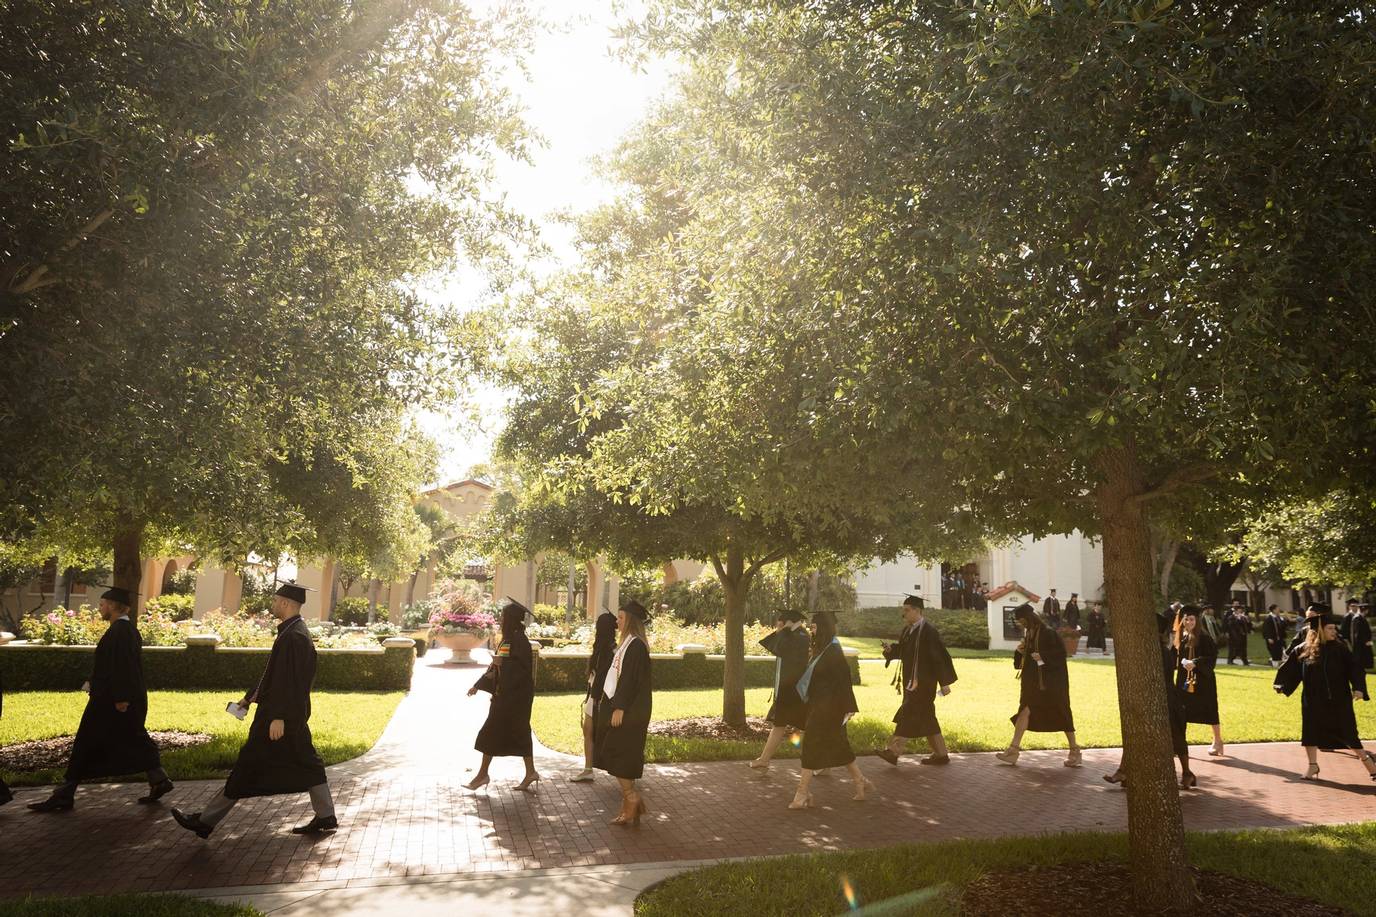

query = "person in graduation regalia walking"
(595, 600), (654, 827)
(996, 603), (1082, 768)
(1261, 604), (1290, 667)
(749, 608), (812, 773)
(569, 609), (618, 783)
(1274, 614), (1376, 783)
(877, 595), (956, 768)
(790, 611), (872, 809)
(1339, 598), (1374, 672)
(463, 599), (540, 792)
(171, 583), (336, 838)
(29, 587), (173, 812)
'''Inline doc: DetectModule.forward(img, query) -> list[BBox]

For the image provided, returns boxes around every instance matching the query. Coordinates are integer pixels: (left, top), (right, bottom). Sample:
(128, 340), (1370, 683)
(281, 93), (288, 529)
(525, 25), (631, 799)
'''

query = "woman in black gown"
(595, 600), (654, 826)
(750, 608), (811, 773)
(465, 600), (539, 792)
(1275, 616), (1376, 782)
(1173, 605), (1224, 761)
(1104, 611), (1192, 788)
(570, 610), (618, 783)
(790, 611), (871, 809)
(1085, 603), (1108, 653)
(997, 603), (1082, 768)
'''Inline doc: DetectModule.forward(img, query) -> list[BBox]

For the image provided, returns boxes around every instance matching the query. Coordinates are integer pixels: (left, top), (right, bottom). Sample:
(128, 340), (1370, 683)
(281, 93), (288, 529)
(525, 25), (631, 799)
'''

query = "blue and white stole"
(796, 638), (840, 703)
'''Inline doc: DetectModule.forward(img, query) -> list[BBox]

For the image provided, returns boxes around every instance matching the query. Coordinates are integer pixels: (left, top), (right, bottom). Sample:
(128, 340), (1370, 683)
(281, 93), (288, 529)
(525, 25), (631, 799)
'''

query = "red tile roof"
(984, 581), (1041, 603)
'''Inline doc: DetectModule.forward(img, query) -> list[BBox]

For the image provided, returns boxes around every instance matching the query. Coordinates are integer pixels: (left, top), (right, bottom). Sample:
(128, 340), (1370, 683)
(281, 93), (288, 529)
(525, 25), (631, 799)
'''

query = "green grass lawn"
(533, 655), (1376, 762)
(0, 690), (404, 787)
(633, 822), (1376, 916)
(0, 896), (261, 917)
(840, 628), (1284, 662)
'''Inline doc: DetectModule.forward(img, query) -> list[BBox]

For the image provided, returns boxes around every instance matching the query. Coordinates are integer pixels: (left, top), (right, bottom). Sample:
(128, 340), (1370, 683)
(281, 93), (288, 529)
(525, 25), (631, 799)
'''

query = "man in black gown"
(171, 583), (336, 838)
(1261, 604), (1289, 667)
(1225, 602), (1252, 665)
(1041, 589), (1062, 628)
(878, 595), (957, 767)
(1340, 599), (1374, 671)
(29, 587), (173, 812)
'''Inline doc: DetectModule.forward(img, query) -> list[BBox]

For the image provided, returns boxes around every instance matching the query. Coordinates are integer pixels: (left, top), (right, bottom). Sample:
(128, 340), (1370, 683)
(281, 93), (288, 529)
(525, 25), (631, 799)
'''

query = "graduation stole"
(1017, 625), (1046, 690)
(796, 639), (839, 703)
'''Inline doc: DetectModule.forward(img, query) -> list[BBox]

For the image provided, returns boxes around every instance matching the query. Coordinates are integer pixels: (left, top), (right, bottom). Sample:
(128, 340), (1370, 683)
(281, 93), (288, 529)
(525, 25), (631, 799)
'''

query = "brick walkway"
(2, 654), (1374, 897)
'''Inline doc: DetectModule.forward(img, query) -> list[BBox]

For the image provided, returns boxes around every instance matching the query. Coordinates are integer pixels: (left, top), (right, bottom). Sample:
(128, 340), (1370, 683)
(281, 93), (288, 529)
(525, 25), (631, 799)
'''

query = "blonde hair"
(620, 610), (647, 644)
(1300, 621), (1334, 663)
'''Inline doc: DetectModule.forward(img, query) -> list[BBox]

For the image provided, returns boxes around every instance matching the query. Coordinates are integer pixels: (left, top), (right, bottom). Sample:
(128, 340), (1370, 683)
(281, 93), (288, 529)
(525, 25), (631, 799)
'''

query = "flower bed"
(21, 605), (382, 650)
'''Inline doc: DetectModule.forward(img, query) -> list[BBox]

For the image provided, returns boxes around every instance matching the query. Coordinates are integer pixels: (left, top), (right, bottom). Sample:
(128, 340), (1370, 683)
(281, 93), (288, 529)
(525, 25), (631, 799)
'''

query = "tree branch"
(1132, 464), (1221, 504)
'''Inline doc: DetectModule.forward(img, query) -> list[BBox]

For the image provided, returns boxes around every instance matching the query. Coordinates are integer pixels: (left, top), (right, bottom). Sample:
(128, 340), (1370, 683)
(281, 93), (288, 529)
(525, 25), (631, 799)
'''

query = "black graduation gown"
(1340, 612), (1374, 671)
(760, 627), (810, 730)
(1012, 625), (1075, 732)
(1276, 641), (1369, 750)
(594, 638), (652, 780)
(223, 615), (327, 798)
(884, 619), (957, 738)
(1171, 633), (1219, 725)
(1085, 610), (1107, 650)
(1261, 614), (1289, 663)
(1160, 642), (1188, 757)
(1226, 613), (1251, 660)
(1064, 600), (1080, 629)
(584, 624), (616, 720)
(800, 643), (859, 769)
(65, 618), (162, 782)
(473, 631), (535, 758)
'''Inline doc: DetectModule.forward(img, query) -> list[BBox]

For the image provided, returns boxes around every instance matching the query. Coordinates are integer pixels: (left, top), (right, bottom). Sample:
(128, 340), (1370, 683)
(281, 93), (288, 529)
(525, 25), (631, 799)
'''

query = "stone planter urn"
(433, 629), (489, 664)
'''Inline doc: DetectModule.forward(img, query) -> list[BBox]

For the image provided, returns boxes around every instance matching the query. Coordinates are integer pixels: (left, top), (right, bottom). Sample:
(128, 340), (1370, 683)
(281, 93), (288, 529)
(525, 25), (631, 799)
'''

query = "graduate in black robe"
(29, 587), (172, 812)
(997, 604), (1082, 768)
(749, 608), (812, 773)
(1171, 605), (1224, 758)
(171, 583), (335, 838)
(1041, 590), (1063, 628)
(571, 609), (618, 783)
(878, 595), (957, 767)
(1105, 611), (1194, 789)
(1, 664), (12, 806)
(1274, 616), (1376, 782)
(789, 610), (872, 808)
(1064, 594), (1081, 629)
(595, 600), (654, 826)
(1340, 599), (1374, 671)
(1224, 604), (1252, 665)
(465, 600), (539, 791)
(1261, 605), (1290, 666)
(1085, 603), (1108, 652)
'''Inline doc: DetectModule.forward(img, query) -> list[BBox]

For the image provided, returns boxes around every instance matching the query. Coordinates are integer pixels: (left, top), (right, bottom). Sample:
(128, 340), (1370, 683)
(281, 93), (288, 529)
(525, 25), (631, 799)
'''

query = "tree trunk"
(112, 516), (144, 620)
(1096, 446), (1198, 907)
(1158, 539), (1179, 601)
(806, 570), (821, 614)
(367, 579), (380, 625)
(566, 563), (577, 623)
(405, 570), (420, 608)
(716, 544), (749, 727)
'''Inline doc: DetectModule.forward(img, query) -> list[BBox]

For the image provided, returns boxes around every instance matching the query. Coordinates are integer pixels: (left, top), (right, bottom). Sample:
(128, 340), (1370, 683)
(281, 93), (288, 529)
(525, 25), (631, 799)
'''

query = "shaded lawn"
(633, 822), (1376, 917)
(0, 895), (261, 917)
(533, 655), (1374, 762)
(839, 628), (1286, 663)
(0, 690), (403, 787)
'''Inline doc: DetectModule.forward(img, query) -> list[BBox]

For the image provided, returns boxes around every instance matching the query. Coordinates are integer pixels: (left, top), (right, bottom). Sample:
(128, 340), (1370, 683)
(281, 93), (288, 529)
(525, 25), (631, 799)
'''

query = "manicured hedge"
(534, 650), (861, 692)
(0, 642), (416, 692)
(835, 606), (990, 650)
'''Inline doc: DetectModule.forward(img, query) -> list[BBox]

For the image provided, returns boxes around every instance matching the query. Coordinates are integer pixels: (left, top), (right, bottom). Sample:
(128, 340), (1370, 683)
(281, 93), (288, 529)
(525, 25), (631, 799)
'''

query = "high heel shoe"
(462, 774), (491, 791)
(1180, 771), (1198, 790)
(748, 759), (770, 774)
(515, 774), (541, 792)
(852, 778), (875, 802)
(787, 791), (814, 810)
(1301, 764), (1320, 780)
(1102, 771), (1125, 785)
(994, 748), (1020, 767)
(627, 792), (648, 827)
(1208, 742), (1225, 757)
(1064, 749), (1083, 768)
(609, 791), (633, 825)
(1362, 753), (1376, 781)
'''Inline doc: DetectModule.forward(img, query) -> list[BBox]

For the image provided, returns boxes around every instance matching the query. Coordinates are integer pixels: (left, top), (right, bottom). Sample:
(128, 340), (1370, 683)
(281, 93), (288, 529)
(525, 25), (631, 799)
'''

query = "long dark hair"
(500, 601), (527, 639)
(810, 610), (837, 657)
(588, 610), (617, 672)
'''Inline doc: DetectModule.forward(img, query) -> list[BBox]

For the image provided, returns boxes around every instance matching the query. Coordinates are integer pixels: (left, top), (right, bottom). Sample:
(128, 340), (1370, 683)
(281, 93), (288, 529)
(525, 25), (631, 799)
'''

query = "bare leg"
(610, 776), (634, 824)
(464, 754), (493, 789)
(1064, 730), (1082, 767)
(847, 761), (872, 800)
(1303, 745), (1320, 779)
(790, 766), (815, 807)
(516, 755), (540, 790)
(753, 727), (789, 768)
(1210, 723), (1224, 755)
(1010, 708), (1030, 749)
(928, 733), (949, 757)
(582, 714), (595, 769)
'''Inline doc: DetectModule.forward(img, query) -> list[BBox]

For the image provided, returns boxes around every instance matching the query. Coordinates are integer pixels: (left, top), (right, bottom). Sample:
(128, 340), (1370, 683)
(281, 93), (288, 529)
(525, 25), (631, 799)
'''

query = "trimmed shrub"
(332, 597), (370, 626)
(0, 641), (416, 692)
(146, 593), (195, 621)
(534, 649), (861, 692)
(836, 606), (989, 650)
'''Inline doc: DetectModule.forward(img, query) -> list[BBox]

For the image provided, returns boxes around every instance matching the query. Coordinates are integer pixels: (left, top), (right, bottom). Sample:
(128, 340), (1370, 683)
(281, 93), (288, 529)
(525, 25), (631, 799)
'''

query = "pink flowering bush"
(23, 604), (189, 646)
(427, 578), (496, 635)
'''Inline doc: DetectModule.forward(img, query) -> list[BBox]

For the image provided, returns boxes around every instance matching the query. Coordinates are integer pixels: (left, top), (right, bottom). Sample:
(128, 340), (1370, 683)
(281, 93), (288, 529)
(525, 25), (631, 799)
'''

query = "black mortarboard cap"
(777, 608), (806, 623)
(902, 593), (925, 609)
(620, 599), (650, 621)
(1310, 602), (1331, 615)
(274, 583), (312, 604)
(1307, 615), (1333, 631)
(100, 586), (135, 606)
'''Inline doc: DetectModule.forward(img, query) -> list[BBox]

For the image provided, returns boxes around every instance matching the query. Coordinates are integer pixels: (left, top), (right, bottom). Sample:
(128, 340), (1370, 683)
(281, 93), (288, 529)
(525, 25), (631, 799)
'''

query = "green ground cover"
(633, 822), (1376, 916)
(0, 895), (261, 917)
(0, 690), (403, 786)
(532, 655), (1373, 763)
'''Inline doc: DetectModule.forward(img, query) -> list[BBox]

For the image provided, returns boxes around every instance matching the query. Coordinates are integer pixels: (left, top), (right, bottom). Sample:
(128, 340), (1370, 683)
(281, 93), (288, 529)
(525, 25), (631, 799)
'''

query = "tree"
(618, 0), (1376, 904)
(1, 1), (530, 594)
(1240, 490), (1376, 589)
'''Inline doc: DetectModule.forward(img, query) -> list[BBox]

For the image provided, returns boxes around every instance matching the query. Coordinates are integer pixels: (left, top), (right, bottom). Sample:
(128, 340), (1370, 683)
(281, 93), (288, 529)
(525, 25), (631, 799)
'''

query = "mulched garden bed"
(958, 864), (1348, 916)
(647, 716), (778, 741)
(0, 731), (213, 772)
